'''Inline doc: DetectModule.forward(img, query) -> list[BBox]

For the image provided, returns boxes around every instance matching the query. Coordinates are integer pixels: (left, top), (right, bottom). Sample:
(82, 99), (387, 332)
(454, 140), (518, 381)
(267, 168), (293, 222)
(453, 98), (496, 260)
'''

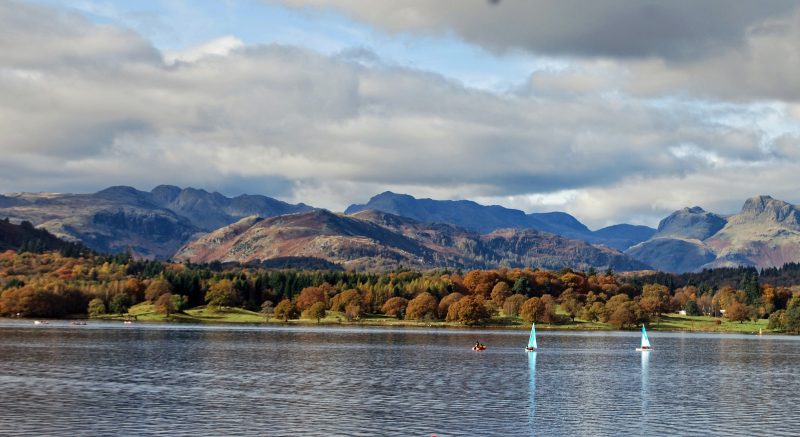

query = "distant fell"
(176, 208), (651, 271)
(0, 186), (312, 259)
(345, 191), (653, 250)
(626, 195), (800, 272)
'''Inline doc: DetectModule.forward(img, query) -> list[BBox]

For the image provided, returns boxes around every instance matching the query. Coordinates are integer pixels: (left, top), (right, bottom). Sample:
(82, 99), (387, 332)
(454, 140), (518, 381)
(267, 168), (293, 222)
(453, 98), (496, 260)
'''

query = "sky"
(2, 0), (800, 229)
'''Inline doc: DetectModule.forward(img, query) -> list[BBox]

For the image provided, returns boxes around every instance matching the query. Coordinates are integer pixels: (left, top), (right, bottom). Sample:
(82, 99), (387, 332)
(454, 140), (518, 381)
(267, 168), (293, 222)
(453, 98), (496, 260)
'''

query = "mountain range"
(624, 195), (800, 272)
(3, 186), (799, 273)
(345, 192), (655, 250)
(0, 186), (311, 258)
(174, 209), (649, 271)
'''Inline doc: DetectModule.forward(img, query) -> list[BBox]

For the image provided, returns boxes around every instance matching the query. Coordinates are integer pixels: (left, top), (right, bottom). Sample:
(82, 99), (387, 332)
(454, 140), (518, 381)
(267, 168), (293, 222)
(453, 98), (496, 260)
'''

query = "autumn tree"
(503, 293), (526, 317)
(520, 297), (542, 324)
(145, 279), (173, 302)
(601, 294), (636, 328)
(580, 301), (606, 322)
(672, 286), (696, 311)
(205, 279), (239, 311)
(712, 286), (737, 313)
(330, 289), (362, 312)
(559, 289), (581, 322)
(302, 301), (326, 323)
(639, 284), (672, 318)
(607, 301), (637, 329)
(405, 292), (438, 321)
(381, 297), (409, 318)
(697, 293), (715, 316)
(725, 301), (751, 323)
(274, 299), (297, 322)
(88, 298), (106, 318)
(463, 270), (499, 298)
(768, 309), (785, 330)
(786, 295), (800, 333)
(446, 295), (490, 325)
(490, 282), (511, 306)
(539, 294), (558, 324)
(123, 277), (145, 303)
(345, 303), (363, 321)
(154, 292), (176, 316)
(437, 292), (464, 319)
(295, 286), (326, 312)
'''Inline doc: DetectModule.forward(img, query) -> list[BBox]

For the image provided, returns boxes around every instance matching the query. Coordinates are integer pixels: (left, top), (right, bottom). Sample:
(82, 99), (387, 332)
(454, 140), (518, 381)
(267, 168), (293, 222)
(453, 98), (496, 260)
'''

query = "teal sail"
(527, 323), (538, 349)
(640, 325), (651, 349)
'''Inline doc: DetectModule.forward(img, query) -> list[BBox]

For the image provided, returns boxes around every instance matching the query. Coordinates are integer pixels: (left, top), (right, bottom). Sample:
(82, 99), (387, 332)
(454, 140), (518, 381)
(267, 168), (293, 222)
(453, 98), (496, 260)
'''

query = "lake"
(0, 320), (798, 436)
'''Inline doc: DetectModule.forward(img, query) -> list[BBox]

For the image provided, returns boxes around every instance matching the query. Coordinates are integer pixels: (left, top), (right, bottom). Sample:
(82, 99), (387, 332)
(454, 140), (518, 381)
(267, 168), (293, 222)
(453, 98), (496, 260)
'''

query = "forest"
(2, 248), (800, 333)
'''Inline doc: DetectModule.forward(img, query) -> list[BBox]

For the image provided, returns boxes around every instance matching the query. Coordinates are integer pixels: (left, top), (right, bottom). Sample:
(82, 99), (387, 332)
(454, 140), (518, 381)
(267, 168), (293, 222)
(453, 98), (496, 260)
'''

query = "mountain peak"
(741, 195), (781, 213)
(684, 206), (706, 214)
(93, 186), (152, 204)
(150, 185), (182, 203)
(739, 195), (797, 223)
(654, 205), (726, 240)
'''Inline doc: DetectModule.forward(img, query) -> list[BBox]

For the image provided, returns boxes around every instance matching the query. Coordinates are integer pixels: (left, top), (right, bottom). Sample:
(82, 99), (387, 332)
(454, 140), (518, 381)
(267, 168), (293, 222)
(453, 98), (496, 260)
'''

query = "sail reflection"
(527, 351), (537, 434)
(640, 349), (650, 432)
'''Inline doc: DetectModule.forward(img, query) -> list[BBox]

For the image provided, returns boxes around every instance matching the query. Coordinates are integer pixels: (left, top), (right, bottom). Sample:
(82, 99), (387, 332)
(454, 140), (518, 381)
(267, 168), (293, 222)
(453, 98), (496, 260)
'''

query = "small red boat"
(472, 344), (487, 351)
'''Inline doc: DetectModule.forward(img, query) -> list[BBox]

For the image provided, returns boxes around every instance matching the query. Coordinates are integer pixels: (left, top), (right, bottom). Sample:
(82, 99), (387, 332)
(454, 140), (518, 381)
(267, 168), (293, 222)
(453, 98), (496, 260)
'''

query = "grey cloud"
(628, 9), (800, 101)
(278, 0), (800, 102)
(0, 0), (796, 226)
(276, 0), (796, 61)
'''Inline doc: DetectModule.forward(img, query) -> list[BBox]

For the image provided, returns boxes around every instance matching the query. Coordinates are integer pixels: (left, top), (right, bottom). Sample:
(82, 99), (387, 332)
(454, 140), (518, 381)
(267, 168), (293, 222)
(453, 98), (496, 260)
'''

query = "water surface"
(1, 320), (798, 436)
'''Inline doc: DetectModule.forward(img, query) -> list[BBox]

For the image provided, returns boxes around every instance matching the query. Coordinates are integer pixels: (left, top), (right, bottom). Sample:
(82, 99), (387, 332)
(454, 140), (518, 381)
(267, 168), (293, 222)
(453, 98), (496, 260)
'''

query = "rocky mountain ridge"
(0, 186), (312, 258)
(626, 195), (800, 272)
(174, 209), (651, 271)
(345, 191), (655, 250)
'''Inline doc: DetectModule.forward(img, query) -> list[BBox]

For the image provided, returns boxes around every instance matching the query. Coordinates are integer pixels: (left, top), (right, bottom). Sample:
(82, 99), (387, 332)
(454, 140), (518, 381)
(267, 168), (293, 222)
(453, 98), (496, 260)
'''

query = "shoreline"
(2, 312), (774, 335)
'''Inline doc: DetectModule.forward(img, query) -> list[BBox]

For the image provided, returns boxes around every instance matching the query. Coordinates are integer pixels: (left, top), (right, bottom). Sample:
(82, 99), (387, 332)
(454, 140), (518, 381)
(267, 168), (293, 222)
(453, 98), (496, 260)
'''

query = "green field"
(98, 303), (771, 334)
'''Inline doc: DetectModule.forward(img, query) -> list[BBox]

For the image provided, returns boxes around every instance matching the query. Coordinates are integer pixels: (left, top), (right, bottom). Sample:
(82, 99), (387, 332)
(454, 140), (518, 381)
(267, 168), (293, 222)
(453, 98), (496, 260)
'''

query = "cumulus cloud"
(1, 0), (799, 227)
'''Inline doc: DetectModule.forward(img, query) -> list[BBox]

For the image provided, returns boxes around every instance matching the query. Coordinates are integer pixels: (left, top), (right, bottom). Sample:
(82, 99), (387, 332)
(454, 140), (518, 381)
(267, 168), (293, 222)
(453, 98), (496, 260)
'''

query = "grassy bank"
(95, 303), (771, 334)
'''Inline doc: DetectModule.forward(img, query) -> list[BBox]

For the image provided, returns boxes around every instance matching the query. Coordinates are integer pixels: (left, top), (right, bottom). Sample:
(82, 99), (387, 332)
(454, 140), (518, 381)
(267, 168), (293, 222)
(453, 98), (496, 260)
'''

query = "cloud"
(276, 1), (800, 102)
(274, 1), (795, 59)
(1, 0), (799, 227)
(627, 9), (800, 101)
(164, 35), (245, 64)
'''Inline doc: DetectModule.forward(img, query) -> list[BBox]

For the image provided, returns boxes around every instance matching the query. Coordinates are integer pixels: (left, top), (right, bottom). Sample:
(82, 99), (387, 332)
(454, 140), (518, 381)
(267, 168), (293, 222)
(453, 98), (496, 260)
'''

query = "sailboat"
(525, 322), (538, 351)
(636, 324), (652, 351)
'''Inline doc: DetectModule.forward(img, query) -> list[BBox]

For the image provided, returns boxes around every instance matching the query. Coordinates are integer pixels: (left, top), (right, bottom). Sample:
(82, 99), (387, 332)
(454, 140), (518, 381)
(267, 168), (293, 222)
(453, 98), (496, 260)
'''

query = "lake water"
(0, 320), (798, 436)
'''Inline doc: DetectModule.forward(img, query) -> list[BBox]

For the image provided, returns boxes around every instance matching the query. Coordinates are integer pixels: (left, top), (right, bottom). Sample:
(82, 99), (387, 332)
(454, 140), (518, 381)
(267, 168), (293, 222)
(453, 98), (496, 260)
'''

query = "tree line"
(3, 249), (800, 332)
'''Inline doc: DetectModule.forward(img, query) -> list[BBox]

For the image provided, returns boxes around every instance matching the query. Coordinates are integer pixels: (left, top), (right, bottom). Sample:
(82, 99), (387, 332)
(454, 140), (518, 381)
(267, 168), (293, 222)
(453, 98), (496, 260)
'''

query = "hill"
(0, 218), (91, 256)
(175, 209), (651, 271)
(0, 186), (312, 259)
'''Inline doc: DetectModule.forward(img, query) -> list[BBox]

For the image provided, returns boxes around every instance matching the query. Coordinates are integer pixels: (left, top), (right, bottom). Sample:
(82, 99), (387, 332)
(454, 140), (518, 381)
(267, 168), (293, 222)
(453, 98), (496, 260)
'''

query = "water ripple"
(0, 322), (799, 436)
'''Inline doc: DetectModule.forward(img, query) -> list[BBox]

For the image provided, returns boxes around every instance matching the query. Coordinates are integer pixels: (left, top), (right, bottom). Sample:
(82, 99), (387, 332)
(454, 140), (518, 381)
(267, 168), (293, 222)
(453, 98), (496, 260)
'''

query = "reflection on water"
(640, 350), (650, 434)
(1, 321), (799, 436)
(527, 351), (537, 435)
